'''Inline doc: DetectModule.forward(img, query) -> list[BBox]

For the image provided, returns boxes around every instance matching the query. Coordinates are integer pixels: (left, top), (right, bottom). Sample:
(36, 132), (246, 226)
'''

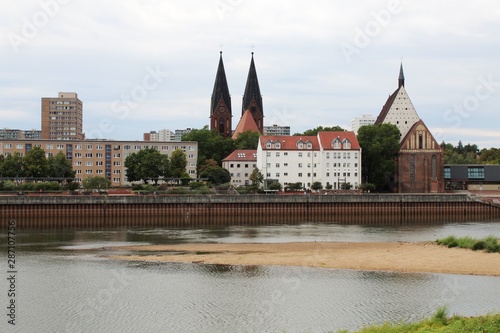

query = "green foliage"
(124, 148), (170, 184)
(248, 167), (264, 192)
(23, 146), (49, 178)
(82, 176), (111, 191)
(311, 181), (323, 191)
(0, 153), (24, 178)
(199, 165), (230, 185)
(287, 182), (303, 191)
(360, 183), (376, 192)
(293, 125), (345, 136)
(170, 149), (188, 178)
(0, 180), (18, 191)
(181, 126), (236, 168)
(357, 124), (400, 191)
(268, 181), (282, 191)
(479, 147), (500, 164)
(341, 182), (352, 190)
(335, 310), (500, 333)
(67, 182), (79, 191)
(437, 235), (500, 253)
(234, 130), (260, 150)
(48, 152), (75, 178)
(441, 141), (480, 164)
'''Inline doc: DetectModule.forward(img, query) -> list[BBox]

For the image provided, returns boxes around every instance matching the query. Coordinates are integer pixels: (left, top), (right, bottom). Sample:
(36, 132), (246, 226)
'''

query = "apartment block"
(0, 129), (42, 140)
(263, 124), (291, 136)
(256, 132), (362, 190)
(0, 139), (198, 186)
(222, 150), (257, 186)
(41, 92), (84, 140)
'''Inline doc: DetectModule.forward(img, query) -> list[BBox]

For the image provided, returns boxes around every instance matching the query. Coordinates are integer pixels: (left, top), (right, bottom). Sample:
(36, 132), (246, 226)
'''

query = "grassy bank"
(336, 307), (500, 333)
(436, 235), (500, 253)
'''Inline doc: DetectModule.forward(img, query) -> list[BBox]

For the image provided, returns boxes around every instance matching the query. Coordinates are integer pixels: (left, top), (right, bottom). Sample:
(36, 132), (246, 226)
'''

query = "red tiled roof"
(259, 135), (320, 150)
(231, 109), (260, 140)
(222, 149), (257, 162)
(317, 131), (360, 150)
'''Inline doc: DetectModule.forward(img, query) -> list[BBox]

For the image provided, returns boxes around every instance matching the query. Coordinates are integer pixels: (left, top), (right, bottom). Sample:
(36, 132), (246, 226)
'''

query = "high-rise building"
(263, 124), (290, 136)
(41, 92), (83, 140)
(351, 115), (375, 135)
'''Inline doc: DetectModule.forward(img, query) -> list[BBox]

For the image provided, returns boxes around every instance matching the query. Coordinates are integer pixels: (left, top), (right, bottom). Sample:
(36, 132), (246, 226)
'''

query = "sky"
(1, 0), (499, 149)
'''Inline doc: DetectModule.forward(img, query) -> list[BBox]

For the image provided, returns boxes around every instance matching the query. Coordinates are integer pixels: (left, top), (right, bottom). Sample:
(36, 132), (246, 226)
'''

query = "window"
(284, 163), (288, 167)
(85, 170), (92, 174)
(468, 167), (484, 179)
(276, 173), (280, 177)
(75, 161), (82, 166)
(419, 134), (423, 149)
(230, 164), (234, 168)
(56, 144), (64, 150)
(275, 152), (280, 157)
(46, 144), (53, 149)
(267, 173), (271, 177)
(85, 144), (93, 150)
(113, 161), (121, 166)
(85, 161), (92, 166)
(85, 153), (93, 158)
(326, 153), (330, 159)
(298, 173), (303, 177)
(113, 170), (121, 174)
(74, 153), (82, 158)
(298, 153), (303, 157)
(284, 152), (288, 156)
(444, 167), (451, 179)
(96, 170), (104, 175)
(284, 173), (288, 176)
(96, 153), (103, 158)
(4, 144), (11, 149)
(342, 139), (351, 149)
(332, 138), (341, 149)
(276, 163), (280, 168)
(298, 163), (303, 168)
(266, 152), (271, 157)
(432, 155), (437, 179)
(113, 153), (121, 158)
(75, 145), (82, 150)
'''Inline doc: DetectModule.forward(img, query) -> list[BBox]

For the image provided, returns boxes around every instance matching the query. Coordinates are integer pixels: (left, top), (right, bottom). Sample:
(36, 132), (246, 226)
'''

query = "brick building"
(375, 64), (444, 193)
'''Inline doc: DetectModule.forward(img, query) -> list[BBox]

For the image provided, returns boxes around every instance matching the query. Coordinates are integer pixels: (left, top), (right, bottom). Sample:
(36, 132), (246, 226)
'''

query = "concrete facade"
(0, 139), (198, 186)
(222, 150), (257, 186)
(41, 92), (84, 140)
(256, 132), (362, 190)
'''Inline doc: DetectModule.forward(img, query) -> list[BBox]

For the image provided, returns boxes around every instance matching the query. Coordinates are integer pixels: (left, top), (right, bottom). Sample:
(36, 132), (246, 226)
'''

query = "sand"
(107, 241), (500, 276)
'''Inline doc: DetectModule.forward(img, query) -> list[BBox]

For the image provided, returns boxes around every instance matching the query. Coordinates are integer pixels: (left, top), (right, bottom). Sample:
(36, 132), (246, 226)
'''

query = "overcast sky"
(1, 0), (499, 148)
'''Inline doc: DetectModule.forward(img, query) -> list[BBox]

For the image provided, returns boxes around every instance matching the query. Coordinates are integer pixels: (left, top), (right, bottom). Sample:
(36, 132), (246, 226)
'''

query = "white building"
(263, 124), (291, 136)
(222, 150), (257, 186)
(351, 115), (375, 135)
(256, 131), (362, 190)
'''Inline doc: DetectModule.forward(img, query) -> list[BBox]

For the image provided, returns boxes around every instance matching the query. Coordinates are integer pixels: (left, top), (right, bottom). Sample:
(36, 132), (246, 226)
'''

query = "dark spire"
(398, 62), (405, 88)
(242, 52), (263, 116)
(211, 52), (231, 115)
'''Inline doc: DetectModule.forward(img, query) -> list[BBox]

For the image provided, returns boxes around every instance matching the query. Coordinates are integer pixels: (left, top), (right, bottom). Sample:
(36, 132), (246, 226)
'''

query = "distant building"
(222, 150), (257, 186)
(351, 115), (375, 135)
(174, 128), (192, 142)
(143, 129), (177, 142)
(0, 139), (198, 186)
(263, 124), (290, 136)
(256, 131), (362, 190)
(444, 165), (500, 191)
(41, 92), (84, 140)
(0, 129), (41, 140)
(374, 64), (444, 193)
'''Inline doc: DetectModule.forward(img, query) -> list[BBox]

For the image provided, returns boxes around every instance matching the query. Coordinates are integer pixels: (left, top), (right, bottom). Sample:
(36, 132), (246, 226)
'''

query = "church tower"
(242, 52), (264, 133)
(210, 52), (232, 138)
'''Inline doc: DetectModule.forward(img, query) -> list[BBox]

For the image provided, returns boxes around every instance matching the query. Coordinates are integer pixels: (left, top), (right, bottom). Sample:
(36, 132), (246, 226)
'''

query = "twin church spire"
(210, 52), (263, 138)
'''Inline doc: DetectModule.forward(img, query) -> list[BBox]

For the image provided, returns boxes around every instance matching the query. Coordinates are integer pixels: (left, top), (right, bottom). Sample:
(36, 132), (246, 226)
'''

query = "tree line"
(0, 147), (74, 180)
(441, 141), (500, 164)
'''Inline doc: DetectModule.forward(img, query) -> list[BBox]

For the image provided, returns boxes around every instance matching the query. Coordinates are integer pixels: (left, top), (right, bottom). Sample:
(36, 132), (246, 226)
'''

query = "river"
(1, 220), (500, 332)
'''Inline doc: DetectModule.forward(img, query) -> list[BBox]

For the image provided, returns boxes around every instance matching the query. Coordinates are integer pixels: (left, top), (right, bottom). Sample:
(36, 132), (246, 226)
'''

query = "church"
(375, 64), (445, 193)
(209, 52), (263, 139)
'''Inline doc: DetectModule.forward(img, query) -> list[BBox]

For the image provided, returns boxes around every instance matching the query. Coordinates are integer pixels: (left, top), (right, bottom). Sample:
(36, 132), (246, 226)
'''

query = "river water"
(2, 220), (500, 333)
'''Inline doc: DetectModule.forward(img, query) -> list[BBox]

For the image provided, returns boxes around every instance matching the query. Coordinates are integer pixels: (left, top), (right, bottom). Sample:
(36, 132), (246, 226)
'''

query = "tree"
(170, 149), (188, 178)
(199, 166), (230, 185)
(341, 182), (352, 190)
(234, 130), (260, 150)
(287, 182), (303, 191)
(248, 167), (263, 192)
(23, 146), (48, 179)
(268, 181), (282, 191)
(293, 126), (345, 136)
(182, 126), (236, 168)
(124, 148), (170, 184)
(48, 152), (75, 179)
(479, 148), (500, 164)
(357, 124), (400, 190)
(311, 181), (323, 191)
(82, 176), (111, 191)
(0, 153), (23, 178)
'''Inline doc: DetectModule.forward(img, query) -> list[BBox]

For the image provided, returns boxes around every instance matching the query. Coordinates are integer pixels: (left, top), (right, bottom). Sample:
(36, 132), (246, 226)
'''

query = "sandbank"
(108, 241), (500, 276)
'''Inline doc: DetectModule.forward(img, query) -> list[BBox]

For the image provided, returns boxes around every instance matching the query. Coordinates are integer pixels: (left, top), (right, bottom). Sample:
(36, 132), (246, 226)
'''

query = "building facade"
(445, 164), (500, 191)
(210, 52), (232, 138)
(256, 132), (361, 190)
(222, 150), (257, 186)
(374, 64), (444, 193)
(0, 129), (42, 140)
(350, 115), (375, 135)
(41, 92), (84, 140)
(263, 125), (290, 136)
(0, 139), (198, 186)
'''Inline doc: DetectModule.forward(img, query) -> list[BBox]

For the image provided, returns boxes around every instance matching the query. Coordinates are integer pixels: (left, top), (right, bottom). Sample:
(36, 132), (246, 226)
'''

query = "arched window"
(332, 138), (341, 149)
(418, 134), (423, 149)
(342, 139), (351, 149)
(219, 119), (225, 134)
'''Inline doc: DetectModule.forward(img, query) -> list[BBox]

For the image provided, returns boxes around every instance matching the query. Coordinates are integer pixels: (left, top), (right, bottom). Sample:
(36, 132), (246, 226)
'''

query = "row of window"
(264, 172), (358, 178)
(265, 151), (358, 159)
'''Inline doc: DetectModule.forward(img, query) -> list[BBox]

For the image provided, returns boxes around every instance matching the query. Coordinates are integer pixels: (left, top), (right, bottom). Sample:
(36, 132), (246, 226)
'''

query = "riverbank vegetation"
(437, 235), (500, 253)
(336, 307), (500, 333)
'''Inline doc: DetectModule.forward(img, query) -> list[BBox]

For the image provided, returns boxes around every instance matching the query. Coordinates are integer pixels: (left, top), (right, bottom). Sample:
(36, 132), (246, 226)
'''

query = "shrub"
(472, 241), (486, 251)
(431, 305), (448, 325)
(189, 181), (206, 190)
(457, 236), (476, 249)
(0, 180), (18, 191)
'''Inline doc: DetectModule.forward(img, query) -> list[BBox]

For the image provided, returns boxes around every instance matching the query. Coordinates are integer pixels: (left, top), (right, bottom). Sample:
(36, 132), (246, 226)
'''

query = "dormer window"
(342, 139), (351, 149)
(275, 140), (281, 149)
(332, 138), (341, 149)
(306, 142), (312, 149)
(298, 143), (303, 149)
(266, 140), (272, 149)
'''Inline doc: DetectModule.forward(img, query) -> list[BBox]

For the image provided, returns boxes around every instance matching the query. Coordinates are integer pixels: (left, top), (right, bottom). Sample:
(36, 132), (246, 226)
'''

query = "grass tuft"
(436, 235), (500, 253)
